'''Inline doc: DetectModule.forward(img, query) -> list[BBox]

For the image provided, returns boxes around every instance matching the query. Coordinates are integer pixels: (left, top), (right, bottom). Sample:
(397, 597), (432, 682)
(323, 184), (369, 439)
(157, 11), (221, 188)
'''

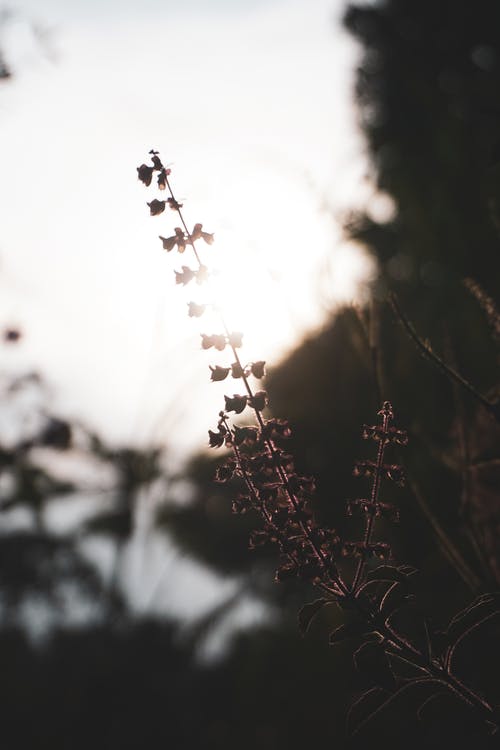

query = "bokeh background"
(0, 0), (499, 748)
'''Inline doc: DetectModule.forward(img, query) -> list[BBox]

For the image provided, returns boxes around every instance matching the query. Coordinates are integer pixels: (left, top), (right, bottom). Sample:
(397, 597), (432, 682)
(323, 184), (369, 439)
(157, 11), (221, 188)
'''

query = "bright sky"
(0, 0), (377, 462)
(0, 0), (387, 634)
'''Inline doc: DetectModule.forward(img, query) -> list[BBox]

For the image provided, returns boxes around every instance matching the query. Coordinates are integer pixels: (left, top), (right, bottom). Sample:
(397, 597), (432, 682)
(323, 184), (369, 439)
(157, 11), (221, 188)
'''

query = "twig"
(407, 476), (482, 593)
(389, 293), (500, 423)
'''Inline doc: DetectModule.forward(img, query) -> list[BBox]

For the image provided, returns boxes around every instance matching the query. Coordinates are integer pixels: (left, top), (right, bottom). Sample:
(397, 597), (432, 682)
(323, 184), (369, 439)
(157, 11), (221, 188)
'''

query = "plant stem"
(351, 404), (391, 592)
(164, 173), (347, 595)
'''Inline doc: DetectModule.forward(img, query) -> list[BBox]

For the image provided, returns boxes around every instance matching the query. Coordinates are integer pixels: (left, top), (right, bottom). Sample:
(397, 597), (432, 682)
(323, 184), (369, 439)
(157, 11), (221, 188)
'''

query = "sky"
(0, 0), (378, 458)
(0, 0), (381, 633)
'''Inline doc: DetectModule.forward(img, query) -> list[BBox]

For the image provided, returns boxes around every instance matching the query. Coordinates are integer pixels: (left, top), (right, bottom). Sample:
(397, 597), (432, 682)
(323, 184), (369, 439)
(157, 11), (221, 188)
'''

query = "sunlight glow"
(161, 161), (373, 365)
(0, 0), (370, 454)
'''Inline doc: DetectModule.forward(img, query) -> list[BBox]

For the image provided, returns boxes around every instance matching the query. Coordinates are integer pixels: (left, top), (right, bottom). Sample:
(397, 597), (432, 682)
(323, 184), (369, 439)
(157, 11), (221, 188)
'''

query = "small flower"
(191, 223), (214, 245)
(201, 334), (226, 351)
(215, 461), (236, 482)
(249, 390), (268, 411)
(231, 362), (245, 378)
(159, 235), (176, 252)
(174, 227), (186, 253)
(137, 164), (154, 186)
(231, 494), (253, 514)
(250, 361), (266, 378)
(157, 169), (168, 190)
(174, 266), (195, 285)
(149, 150), (163, 170)
(208, 426), (226, 448)
(147, 199), (166, 216)
(213, 335), (226, 351)
(201, 334), (215, 350)
(167, 197), (183, 212)
(232, 425), (259, 446)
(188, 302), (206, 318)
(196, 265), (210, 285)
(228, 331), (243, 348)
(209, 365), (230, 382)
(224, 394), (248, 414)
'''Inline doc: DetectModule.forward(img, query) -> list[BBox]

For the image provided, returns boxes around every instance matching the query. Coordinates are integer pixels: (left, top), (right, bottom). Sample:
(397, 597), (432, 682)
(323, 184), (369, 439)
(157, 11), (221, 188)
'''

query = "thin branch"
(408, 476), (482, 593)
(389, 293), (500, 423)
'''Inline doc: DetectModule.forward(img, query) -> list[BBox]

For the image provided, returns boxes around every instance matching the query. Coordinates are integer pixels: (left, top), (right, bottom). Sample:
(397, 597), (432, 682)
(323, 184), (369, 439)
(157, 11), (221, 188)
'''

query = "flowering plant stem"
(137, 151), (499, 739)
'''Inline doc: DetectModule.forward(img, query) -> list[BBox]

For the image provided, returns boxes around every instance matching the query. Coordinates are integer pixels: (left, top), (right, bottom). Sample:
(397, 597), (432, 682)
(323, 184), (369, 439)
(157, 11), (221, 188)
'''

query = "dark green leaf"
(329, 620), (370, 645)
(346, 688), (390, 739)
(354, 641), (396, 691)
(298, 598), (328, 636)
(379, 581), (406, 620)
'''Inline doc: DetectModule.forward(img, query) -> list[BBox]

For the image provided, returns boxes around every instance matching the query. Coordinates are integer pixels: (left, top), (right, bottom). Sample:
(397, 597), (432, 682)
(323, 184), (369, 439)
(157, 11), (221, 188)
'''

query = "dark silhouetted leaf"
(224, 394), (248, 414)
(447, 594), (500, 648)
(329, 620), (370, 645)
(209, 365), (230, 382)
(379, 581), (406, 620)
(354, 641), (396, 691)
(347, 687), (390, 739)
(348, 678), (442, 739)
(298, 597), (328, 636)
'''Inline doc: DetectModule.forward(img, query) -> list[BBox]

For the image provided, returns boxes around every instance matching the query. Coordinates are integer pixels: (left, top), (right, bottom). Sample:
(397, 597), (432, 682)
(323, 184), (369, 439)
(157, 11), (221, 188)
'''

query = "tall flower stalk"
(137, 151), (499, 741)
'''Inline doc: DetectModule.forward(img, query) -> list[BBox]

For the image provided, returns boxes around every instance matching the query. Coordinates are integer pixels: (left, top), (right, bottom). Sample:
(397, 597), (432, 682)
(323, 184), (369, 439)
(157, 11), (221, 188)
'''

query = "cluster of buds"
(209, 399), (407, 593)
(209, 409), (342, 588)
(137, 150), (213, 292)
(345, 401), (408, 591)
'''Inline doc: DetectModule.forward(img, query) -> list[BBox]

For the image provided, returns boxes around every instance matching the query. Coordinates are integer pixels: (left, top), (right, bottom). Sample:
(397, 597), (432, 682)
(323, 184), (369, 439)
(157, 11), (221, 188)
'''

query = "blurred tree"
(0, 330), (167, 627)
